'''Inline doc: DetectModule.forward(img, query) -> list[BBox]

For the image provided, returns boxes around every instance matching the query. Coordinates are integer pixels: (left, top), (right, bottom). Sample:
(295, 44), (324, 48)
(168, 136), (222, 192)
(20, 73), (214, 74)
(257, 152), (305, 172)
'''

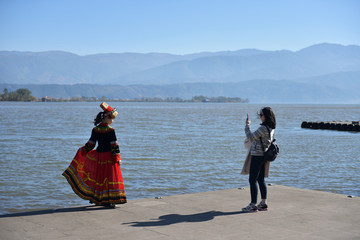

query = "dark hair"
(94, 111), (106, 126)
(260, 107), (276, 129)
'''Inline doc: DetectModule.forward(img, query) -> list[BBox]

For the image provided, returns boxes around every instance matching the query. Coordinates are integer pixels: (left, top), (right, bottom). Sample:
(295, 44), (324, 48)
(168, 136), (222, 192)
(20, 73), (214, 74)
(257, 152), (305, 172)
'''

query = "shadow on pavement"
(0, 205), (112, 218)
(124, 210), (245, 227)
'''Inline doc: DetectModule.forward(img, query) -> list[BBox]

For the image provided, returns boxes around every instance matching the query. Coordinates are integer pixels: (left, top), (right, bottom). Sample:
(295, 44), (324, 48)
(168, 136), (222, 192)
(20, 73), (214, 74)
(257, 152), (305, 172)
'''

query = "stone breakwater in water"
(301, 121), (360, 132)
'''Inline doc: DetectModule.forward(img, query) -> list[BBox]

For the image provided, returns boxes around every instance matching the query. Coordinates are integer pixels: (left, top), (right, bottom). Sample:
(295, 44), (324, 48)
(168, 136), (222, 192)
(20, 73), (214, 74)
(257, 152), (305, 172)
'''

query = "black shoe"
(101, 202), (115, 208)
(256, 202), (268, 211)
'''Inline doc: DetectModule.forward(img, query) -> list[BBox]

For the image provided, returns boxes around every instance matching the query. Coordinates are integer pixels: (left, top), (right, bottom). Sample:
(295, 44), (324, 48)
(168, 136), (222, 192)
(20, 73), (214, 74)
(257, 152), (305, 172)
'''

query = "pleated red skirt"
(63, 149), (127, 205)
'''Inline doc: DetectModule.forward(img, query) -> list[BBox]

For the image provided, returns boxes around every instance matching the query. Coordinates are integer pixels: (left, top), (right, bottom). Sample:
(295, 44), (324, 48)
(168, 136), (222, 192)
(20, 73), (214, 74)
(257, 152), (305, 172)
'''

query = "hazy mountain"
(114, 43), (360, 84)
(115, 50), (319, 84)
(2, 71), (359, 103)
(0, 51), (182, 84)
(1, 43), (359, 85)
(0, 48), (268, 84)
(1, 43), (359, 103)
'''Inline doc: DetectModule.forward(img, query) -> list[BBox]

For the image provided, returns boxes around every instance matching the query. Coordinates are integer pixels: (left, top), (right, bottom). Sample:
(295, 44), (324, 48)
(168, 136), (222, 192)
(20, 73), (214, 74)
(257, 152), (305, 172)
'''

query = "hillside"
(1, 43), (359, 85)
(1, 71), (359, 103)
(1, 43), (359, 103)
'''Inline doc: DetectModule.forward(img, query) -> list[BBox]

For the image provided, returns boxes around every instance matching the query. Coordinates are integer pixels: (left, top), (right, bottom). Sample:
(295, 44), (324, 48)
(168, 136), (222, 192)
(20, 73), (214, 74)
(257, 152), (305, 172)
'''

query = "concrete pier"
(0, 185), (359, 240)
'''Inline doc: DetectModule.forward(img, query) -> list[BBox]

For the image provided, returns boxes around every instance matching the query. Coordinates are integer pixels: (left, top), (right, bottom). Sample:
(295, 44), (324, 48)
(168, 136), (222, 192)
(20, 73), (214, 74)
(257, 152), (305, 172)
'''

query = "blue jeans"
(249, 156), (267, 204)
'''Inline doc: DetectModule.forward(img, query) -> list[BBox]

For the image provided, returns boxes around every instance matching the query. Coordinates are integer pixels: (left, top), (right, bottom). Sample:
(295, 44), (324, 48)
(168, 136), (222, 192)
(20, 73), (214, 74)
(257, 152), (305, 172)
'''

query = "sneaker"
(256, 202), (268, 211)
(242, 203), (258, 212)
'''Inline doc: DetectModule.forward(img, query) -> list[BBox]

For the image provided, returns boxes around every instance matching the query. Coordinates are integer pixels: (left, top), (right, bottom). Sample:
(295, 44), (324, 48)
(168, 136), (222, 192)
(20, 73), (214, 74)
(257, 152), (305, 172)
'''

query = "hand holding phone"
(246, 113), (250, 125)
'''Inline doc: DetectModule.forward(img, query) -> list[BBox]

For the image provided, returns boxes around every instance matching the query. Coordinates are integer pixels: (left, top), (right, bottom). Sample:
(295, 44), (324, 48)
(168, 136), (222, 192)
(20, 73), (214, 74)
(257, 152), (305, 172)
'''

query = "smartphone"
(247, 113), (249, 120)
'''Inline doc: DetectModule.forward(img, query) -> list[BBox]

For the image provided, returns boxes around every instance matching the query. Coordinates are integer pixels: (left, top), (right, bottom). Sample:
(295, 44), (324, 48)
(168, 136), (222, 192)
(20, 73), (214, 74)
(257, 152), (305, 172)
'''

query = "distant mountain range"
(1, 43), (360, 103)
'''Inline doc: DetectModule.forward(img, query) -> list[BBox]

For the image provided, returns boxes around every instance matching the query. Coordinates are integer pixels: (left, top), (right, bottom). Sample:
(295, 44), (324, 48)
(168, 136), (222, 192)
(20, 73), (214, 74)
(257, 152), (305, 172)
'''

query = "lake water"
(0, 102), (359, 215)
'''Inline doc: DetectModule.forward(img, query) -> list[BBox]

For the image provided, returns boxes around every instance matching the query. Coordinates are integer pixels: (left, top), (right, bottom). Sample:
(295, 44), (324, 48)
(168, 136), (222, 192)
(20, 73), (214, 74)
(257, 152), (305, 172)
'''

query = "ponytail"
(94, 111), (106, 126)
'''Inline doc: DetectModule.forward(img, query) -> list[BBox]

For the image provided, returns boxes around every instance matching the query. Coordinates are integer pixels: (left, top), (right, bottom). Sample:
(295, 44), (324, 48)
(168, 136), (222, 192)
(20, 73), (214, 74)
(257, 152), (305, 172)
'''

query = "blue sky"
(0, 0), (359, 55)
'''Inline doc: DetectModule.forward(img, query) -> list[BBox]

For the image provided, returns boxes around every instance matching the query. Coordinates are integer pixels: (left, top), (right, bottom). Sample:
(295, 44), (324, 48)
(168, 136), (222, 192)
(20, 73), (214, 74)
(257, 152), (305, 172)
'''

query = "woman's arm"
(245, 125), (267, 142)
(110, 129), (121, 164)
(84, 129), (96, 152)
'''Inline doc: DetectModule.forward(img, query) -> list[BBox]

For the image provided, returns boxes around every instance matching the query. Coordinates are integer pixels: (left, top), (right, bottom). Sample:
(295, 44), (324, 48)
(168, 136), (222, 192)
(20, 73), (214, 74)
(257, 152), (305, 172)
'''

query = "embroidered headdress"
(100, 102), (118, 119)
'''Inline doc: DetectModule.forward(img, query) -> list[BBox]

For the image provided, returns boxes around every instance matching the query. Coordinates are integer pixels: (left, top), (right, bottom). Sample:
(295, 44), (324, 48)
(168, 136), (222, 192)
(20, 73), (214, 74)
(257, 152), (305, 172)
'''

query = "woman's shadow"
(0, 205), (108, 218)
(124, 210), (245, 227)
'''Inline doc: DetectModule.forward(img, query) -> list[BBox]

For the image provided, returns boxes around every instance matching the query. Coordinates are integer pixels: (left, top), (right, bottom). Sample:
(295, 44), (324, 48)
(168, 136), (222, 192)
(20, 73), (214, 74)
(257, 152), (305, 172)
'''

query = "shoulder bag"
(260, 126), (279, 162)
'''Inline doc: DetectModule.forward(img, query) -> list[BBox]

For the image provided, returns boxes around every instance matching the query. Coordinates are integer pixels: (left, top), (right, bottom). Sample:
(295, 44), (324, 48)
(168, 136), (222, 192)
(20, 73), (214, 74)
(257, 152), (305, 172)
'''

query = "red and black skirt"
(63, 149), (127, 205)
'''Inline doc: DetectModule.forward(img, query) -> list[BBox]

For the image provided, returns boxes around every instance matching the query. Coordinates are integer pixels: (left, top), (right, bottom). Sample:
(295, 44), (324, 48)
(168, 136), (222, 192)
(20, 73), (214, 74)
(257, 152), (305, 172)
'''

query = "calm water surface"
(0, 102), (359, 215)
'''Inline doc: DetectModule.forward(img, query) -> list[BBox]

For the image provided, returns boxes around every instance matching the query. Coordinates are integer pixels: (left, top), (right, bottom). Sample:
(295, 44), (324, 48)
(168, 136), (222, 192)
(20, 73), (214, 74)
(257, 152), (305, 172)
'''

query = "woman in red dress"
(63, 102), (127, 208)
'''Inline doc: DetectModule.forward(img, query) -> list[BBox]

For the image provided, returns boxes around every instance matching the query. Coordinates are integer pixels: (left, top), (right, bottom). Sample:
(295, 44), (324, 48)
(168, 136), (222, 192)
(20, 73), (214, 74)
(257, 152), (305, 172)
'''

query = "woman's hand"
(246, 113), (251, 125)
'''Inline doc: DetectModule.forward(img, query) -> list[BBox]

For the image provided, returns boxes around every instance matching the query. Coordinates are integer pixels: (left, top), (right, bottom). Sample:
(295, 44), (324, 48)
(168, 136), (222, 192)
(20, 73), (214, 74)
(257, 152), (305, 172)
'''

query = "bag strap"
(264, 125), (271, 137)
(259, 125), (271, 152)
(260, 137), (265, 152)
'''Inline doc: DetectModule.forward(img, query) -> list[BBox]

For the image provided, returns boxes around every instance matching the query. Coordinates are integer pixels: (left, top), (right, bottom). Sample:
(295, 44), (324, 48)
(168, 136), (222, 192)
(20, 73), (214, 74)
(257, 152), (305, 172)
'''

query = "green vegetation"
(0, 88), (35, 101)
(0, 88), (248, 103)
(48, 95), (248, 103)
(190, 96), (248, 103)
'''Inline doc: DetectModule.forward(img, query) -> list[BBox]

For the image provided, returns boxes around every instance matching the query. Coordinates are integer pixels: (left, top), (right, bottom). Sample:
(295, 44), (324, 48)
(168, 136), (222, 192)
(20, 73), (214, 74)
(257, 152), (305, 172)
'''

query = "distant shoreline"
(0, 89), (249, 103)
(33, 95), (249, 103)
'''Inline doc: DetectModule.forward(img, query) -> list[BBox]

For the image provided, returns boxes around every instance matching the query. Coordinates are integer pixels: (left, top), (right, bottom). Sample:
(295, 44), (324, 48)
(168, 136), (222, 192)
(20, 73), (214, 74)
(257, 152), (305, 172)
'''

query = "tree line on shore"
(0, 88), (35, 101)
(0, 88), (249, 103)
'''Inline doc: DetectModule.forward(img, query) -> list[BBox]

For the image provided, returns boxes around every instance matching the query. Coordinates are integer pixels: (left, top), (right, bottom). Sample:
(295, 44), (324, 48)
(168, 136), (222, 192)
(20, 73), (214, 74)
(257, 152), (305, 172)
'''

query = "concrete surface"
(0, 185), (359, 240)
